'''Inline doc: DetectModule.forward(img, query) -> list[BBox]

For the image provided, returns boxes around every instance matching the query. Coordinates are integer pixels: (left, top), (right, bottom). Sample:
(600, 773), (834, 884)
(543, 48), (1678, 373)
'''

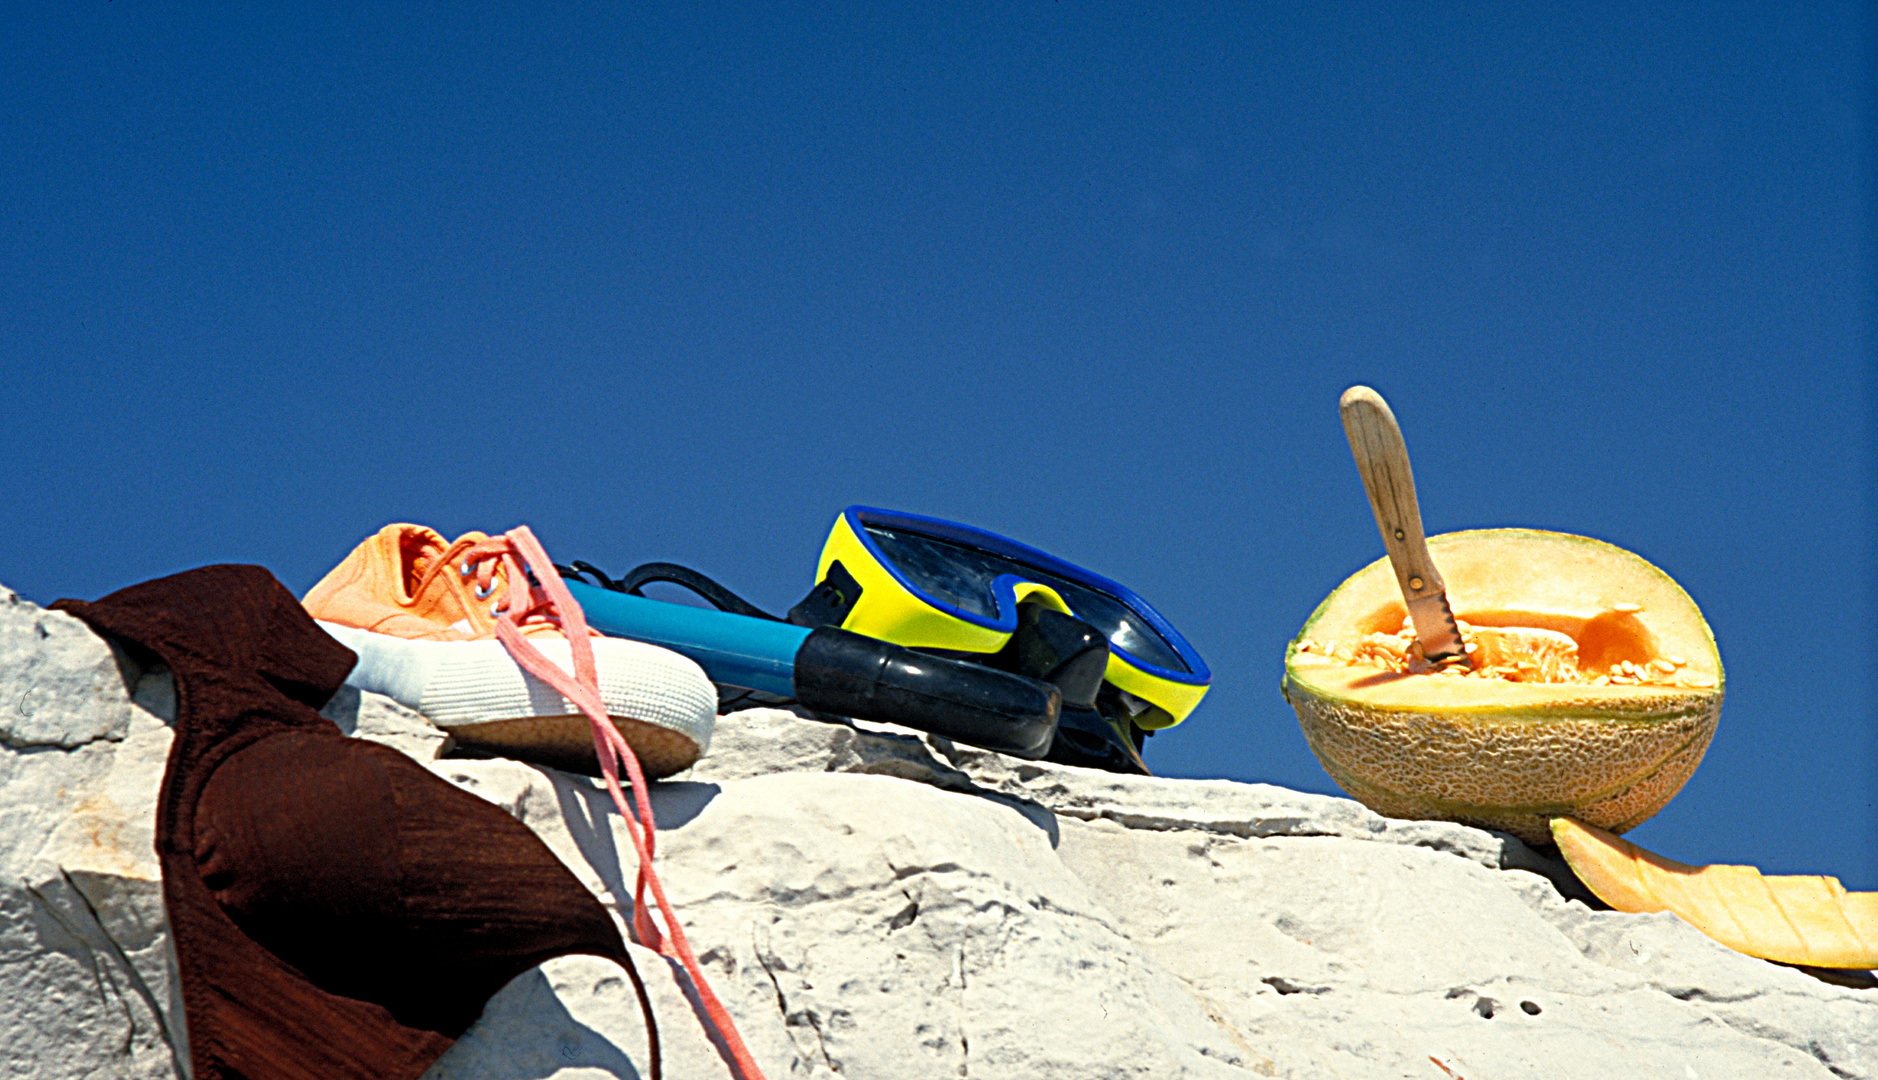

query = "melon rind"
(1283, 529), (1723, 847)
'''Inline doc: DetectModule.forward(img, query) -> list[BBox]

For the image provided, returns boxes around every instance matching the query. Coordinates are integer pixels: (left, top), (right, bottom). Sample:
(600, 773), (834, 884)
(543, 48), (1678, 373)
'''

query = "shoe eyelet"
(474, 583), (494, 599)
(490, 601), (504, 618)
(459, 561), (473, 578)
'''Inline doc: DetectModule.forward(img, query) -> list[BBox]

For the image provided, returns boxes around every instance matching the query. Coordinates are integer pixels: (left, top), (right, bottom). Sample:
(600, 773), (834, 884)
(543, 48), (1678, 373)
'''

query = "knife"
(1338, 385), (1469, 666)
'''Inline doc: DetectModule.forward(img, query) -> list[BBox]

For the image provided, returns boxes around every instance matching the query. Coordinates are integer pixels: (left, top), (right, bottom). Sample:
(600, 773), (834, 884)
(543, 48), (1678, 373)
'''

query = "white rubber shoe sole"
(318, 621), (717, 778)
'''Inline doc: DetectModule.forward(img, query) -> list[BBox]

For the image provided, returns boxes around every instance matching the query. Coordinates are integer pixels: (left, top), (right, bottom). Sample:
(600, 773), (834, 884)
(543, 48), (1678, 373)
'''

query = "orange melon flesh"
(1552, 817), (1878, 969)
(1284, 529), (1723, 846)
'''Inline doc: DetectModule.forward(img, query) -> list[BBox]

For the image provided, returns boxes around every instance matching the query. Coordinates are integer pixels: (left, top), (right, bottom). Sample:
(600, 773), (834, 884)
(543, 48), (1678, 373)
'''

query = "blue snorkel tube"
(564, 580), (1062, 759)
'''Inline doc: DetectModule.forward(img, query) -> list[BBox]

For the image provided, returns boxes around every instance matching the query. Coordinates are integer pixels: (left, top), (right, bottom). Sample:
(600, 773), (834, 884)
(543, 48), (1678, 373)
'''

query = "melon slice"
(1283, 529), (1723, 846)
(1552, 817), (1878, 969)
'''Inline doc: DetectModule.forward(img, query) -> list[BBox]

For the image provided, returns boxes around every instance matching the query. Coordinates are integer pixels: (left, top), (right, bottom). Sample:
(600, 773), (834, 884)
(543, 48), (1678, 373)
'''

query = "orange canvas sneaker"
(303, 522), (506, 641)
(305, 523), (716, 778)
(312, 524), (768, 1080)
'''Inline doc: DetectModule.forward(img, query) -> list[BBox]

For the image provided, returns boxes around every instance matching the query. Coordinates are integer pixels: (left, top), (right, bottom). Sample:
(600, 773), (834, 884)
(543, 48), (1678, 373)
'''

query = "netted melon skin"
(1284, 683), (1721, 847)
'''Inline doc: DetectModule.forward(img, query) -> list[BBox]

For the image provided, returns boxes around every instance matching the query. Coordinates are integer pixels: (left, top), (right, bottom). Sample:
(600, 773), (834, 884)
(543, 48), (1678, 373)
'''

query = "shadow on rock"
(422, 966), (644, 1080)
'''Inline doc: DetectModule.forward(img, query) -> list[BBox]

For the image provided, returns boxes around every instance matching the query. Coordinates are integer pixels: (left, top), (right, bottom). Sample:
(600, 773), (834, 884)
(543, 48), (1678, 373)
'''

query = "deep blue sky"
(4, 5), (1870, 887)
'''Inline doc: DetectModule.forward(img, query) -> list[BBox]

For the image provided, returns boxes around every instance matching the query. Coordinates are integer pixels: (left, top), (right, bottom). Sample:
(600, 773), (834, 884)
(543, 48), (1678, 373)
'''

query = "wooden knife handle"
(1339, 386), (1447, 602)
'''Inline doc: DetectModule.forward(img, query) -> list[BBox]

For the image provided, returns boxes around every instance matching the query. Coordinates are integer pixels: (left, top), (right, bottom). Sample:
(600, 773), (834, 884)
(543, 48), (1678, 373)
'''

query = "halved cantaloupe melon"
(1283, 529), (1723, 846)
(1553, 817), (1878, 969)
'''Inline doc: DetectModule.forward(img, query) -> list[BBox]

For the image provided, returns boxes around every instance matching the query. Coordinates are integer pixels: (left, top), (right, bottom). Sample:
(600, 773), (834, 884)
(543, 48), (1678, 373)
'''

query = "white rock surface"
(1, 585), (185, 1080)
(3, 583), (1872, 1080)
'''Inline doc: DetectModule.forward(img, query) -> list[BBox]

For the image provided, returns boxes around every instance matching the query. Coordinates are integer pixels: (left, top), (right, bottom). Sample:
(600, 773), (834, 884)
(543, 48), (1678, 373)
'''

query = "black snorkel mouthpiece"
(792, 627), (1062, 759)
(990, 605), (1152, 775)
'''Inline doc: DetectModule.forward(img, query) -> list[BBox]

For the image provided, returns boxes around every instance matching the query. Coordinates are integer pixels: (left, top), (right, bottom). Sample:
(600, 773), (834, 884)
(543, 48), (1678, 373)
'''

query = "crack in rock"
(23, 871), (186, 1079)
(752, 928), (840, 1075)
(1262, 976), (1331, 996)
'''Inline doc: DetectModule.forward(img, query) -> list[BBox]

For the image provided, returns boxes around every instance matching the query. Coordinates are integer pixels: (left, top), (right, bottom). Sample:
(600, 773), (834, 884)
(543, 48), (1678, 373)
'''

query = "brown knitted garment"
(56, 565), (654, 1080)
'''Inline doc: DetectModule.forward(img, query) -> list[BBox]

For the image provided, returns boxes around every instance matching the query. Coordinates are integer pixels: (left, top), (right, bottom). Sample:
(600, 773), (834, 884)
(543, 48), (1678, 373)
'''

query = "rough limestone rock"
(3, 583), (1873, 1079)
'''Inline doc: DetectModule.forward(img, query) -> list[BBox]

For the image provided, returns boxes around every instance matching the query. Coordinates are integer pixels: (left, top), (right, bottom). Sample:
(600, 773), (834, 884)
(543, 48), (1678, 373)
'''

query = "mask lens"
(860, 526), (1006, 618)
(862, 523), (1190, 674)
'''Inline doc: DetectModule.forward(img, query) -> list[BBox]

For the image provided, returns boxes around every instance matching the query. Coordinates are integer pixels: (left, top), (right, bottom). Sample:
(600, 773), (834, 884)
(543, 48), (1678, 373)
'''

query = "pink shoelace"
(458, 526), (768, 1080)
